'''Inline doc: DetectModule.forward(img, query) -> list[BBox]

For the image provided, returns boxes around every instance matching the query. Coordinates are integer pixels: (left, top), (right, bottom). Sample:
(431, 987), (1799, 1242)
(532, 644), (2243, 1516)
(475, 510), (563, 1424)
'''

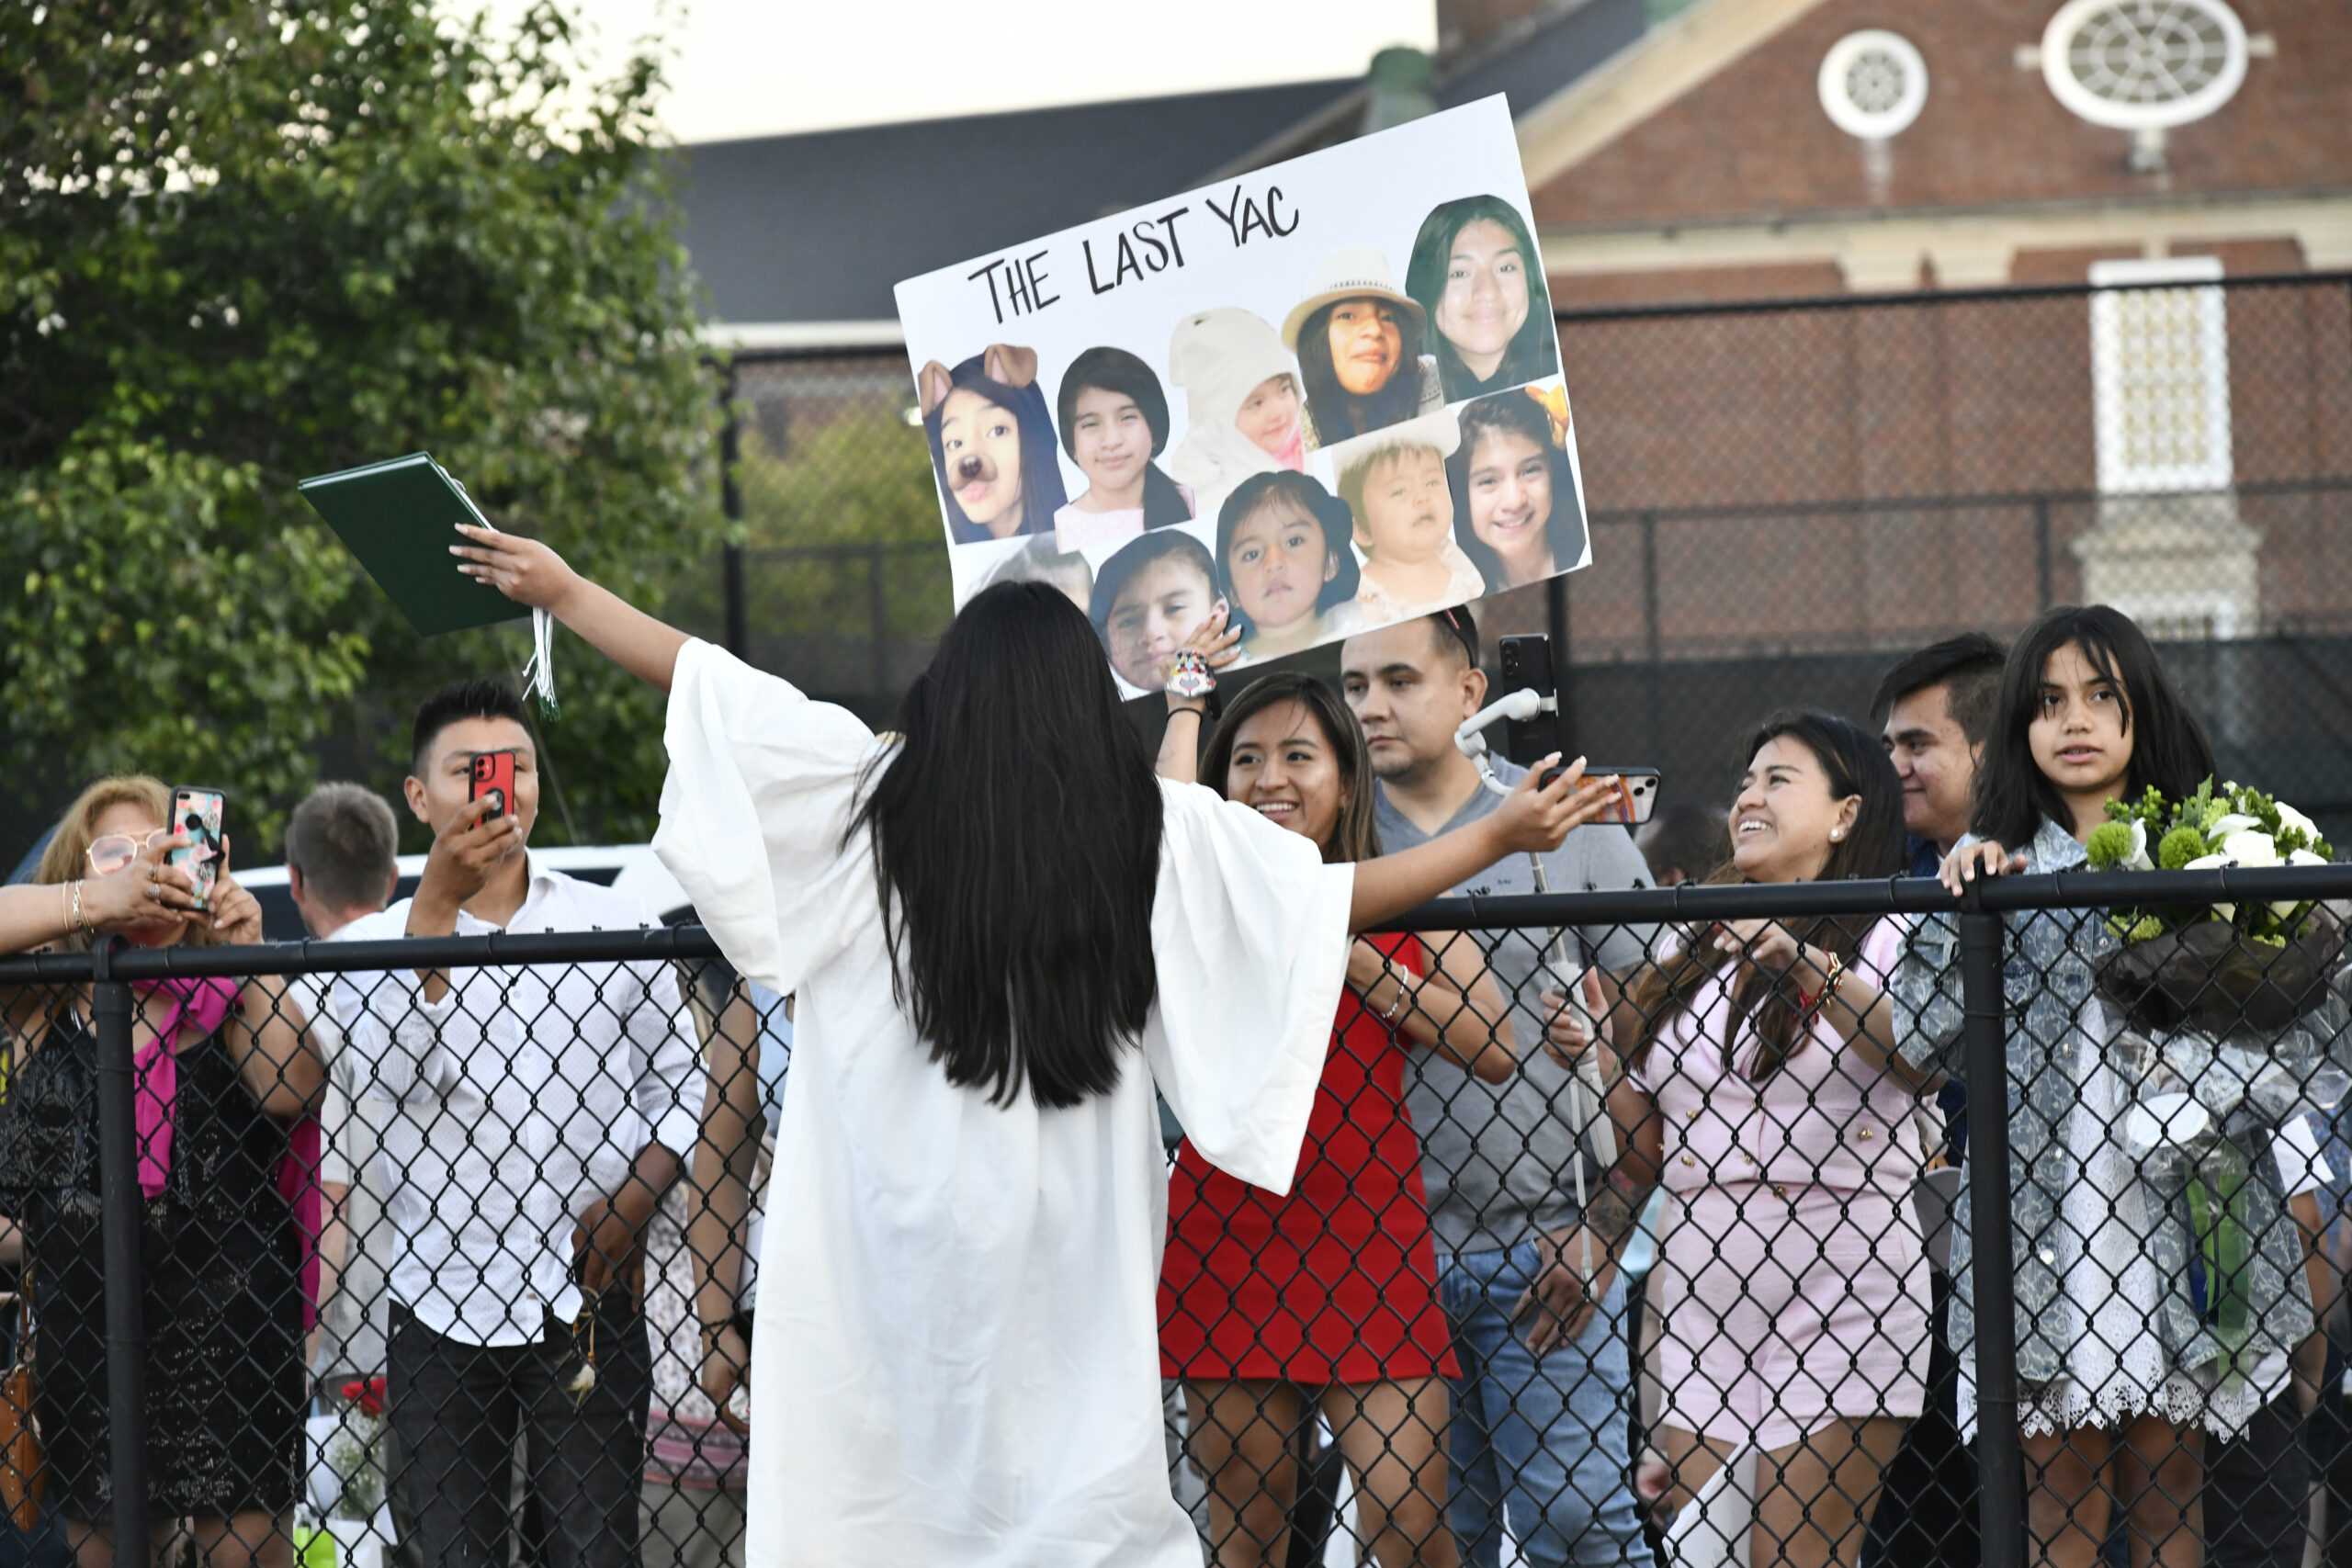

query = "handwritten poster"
(895, 96), (1589, 694)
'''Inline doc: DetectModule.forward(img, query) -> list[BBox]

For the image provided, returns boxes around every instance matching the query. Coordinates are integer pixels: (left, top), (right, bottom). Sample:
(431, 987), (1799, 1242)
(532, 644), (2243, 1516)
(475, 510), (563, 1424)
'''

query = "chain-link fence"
(3, 863), (2349, 1566)
(684, 271), (2352, 841)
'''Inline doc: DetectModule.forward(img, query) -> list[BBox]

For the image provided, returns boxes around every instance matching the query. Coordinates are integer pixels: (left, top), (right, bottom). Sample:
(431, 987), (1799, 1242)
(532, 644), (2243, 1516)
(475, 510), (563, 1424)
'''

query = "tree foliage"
(1, 0), (723, 857)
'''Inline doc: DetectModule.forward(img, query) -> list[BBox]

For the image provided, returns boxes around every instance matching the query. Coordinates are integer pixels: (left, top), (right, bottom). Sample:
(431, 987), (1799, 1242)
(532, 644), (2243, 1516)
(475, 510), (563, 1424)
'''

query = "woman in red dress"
(1158, 669), (1516, 1568)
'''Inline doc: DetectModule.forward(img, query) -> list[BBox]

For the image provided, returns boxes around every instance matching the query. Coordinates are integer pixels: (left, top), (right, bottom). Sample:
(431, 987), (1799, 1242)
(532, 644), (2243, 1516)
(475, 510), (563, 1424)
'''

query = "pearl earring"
(1831, 829), (1844, 840)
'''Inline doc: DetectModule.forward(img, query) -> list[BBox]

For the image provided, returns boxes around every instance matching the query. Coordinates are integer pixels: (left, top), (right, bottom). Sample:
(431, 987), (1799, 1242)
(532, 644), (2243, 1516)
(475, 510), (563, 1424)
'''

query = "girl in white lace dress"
(1894, 605), (2312, 1568)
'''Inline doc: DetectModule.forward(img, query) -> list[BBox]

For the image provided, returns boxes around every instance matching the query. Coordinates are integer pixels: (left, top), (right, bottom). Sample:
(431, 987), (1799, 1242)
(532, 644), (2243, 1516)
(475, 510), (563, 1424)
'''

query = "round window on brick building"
(1816, 29), (1929, 141)
(2039, 0), (2248, 130)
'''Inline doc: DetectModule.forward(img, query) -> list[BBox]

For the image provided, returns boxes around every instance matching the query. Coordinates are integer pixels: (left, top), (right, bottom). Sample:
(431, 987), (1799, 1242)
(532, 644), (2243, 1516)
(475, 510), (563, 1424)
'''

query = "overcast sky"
(474, 0), (1437, 143)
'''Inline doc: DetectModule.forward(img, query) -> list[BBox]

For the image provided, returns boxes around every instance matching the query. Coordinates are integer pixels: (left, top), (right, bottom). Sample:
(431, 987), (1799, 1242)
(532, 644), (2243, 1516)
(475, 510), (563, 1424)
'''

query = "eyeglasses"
(85, 830), (168, 877)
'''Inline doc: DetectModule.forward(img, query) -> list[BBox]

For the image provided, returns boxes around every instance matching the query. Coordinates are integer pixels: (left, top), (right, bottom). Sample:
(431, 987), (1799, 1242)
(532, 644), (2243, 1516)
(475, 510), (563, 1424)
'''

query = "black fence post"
(1638, 510), (1661, 662)
(720, 364), (748, 662)
(869, 541), (889, 698)
(1547, 571), (1573, 751)
(1960, 906), (2024, 1568)
(2033, 494), (2053, 611)
(92, 937), (150, 1560)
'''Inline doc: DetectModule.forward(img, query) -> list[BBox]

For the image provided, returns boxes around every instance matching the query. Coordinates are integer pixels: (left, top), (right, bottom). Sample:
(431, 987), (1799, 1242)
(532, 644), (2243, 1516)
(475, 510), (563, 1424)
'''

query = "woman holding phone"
(0, 776), (323, 1568)
(447, 521), (1620, 1567)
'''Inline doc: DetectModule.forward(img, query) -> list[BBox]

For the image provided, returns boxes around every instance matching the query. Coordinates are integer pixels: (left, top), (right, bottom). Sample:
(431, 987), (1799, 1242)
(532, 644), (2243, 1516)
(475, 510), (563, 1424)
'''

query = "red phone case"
(470, 751), (516, 820)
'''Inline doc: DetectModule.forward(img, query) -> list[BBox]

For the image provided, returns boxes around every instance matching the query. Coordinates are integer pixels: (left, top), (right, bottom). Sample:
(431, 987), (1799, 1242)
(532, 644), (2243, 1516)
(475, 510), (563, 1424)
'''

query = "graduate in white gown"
(448, 525), (1618, 1567)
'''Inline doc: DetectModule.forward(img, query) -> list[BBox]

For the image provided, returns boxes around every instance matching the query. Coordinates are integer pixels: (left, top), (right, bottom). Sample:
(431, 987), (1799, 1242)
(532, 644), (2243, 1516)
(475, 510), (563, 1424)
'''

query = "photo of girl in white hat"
(1164, 307), (1307, 527)
(1283, 244), (1444, 453)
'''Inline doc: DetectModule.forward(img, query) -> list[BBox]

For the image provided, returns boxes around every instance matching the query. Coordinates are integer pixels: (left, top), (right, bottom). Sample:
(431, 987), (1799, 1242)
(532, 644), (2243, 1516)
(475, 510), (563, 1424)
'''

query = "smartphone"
(469, 750), (517, 820)
(1582, 768), (1662, 826)
(168, 785), (226, 910)
(1496, 636), (1565, 775)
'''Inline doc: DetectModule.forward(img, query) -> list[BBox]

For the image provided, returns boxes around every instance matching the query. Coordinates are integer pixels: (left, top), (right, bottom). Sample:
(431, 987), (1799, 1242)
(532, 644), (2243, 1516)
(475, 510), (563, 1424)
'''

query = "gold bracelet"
(1804, 949), (1845, 1015)
(70, 879), (85, 935)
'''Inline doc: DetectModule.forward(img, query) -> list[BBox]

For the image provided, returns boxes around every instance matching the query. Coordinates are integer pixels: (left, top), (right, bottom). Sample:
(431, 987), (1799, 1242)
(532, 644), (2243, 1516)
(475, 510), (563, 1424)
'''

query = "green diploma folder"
(299, 453), (529, 637)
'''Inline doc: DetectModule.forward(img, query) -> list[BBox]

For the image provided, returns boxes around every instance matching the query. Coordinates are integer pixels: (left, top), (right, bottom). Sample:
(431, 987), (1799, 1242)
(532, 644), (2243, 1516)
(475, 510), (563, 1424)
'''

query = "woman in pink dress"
(1547, 711), (1941, 1568)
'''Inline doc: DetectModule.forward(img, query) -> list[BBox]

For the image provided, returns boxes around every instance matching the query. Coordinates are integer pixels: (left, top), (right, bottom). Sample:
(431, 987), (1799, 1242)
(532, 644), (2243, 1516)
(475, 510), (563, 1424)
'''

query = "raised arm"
(209, 867), (326, 1115)
(0, 835), (201, 956)
(1348, 760), (1620, 931)
(1153, 607), (1243, 786)
(452, 525), (688, 694)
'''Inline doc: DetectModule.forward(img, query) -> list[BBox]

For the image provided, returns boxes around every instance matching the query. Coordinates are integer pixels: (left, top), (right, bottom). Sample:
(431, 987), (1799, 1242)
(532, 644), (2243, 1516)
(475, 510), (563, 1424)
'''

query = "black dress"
(0, 1011), (303, 1521)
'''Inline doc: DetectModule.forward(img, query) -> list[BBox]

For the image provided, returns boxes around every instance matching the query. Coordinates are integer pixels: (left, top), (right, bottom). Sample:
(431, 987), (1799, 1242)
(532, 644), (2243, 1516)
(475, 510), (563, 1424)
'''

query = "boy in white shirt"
(336, 679), (700, 1568)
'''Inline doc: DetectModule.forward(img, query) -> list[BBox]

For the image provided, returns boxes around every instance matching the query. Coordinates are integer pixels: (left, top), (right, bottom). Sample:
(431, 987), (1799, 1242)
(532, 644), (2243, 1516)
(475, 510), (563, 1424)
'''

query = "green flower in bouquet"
(2089, 778), (2334, 941)
(2157, 826), (2209, 871)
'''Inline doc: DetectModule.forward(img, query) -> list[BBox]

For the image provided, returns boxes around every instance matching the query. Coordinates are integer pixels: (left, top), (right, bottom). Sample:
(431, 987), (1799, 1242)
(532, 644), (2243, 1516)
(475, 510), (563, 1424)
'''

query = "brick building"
(1498, 0), (2352, 664)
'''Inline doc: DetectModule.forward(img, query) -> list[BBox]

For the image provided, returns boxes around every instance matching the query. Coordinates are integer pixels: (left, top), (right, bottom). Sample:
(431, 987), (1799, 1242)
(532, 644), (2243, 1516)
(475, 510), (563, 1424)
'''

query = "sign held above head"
(895, 96), (1596, 700)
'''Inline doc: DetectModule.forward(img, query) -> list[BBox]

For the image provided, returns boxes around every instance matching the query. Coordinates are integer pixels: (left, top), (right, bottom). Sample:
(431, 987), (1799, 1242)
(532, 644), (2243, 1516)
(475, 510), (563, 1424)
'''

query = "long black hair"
(1056, 346), (1193, 530)
(1405, 195), (1560, 400)
(1198, 672), (1382, 865)
(1630, 711), (1904, 1082)
(851, 581), (1163, 1109)
(1214, 471), (1360, 638)
(1296, 299), (1426, 442)
(1973, 604), (2218, 852)
(1447, 390), (1586, 592)
(923, 354), (1068, 545)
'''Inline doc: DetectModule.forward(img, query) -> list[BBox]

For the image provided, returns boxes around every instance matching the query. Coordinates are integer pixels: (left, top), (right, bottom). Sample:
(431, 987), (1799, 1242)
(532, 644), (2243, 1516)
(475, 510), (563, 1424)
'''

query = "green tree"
(1, 0), (723, 858)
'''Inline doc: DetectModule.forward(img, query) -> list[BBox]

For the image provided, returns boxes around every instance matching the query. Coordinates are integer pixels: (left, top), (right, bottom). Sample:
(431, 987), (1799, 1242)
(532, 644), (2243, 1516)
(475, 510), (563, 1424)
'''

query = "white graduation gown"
(653, 640), (1353, 1567)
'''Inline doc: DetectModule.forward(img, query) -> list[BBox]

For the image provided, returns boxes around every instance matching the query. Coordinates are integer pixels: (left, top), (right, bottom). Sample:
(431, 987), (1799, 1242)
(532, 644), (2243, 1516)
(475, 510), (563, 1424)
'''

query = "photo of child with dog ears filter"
(1328, 411), (1485, 626)
(920, 344), (1067, 545)
(1052, 346), (1195, 555)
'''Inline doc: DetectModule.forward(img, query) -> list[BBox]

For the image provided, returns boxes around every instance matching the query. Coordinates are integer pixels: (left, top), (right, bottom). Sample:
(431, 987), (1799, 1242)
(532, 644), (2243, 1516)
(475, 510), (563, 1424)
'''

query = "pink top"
(1631, 919), (1922, 1197)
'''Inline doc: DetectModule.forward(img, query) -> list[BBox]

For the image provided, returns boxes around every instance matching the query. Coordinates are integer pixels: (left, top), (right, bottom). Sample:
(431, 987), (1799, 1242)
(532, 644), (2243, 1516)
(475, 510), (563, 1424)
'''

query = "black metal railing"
(5, 865), (2350, 1563)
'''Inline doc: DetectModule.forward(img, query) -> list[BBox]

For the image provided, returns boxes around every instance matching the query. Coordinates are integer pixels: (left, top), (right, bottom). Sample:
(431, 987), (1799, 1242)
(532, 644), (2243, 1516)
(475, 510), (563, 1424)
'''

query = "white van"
(236, 844), (693, 942)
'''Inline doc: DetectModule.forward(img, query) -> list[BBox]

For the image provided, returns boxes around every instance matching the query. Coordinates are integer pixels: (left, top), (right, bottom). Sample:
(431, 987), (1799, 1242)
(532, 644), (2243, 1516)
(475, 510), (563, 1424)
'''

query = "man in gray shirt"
(1342, 611), (1653, 1568)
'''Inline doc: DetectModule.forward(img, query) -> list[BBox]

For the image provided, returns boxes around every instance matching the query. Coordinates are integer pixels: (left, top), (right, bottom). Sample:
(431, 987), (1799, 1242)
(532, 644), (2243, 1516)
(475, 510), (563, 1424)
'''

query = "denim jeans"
(1437, 1243), (1646, 1568)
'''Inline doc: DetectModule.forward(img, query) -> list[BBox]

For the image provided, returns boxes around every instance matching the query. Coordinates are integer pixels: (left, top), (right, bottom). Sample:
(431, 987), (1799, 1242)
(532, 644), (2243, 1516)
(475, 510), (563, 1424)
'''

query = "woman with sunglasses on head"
(0, 777), (324, 1568)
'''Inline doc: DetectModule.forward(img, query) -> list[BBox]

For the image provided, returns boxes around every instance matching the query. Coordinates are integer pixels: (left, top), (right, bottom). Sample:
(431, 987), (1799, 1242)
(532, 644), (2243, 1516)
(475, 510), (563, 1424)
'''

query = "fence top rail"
(1548, 267), (2352, 325)
(2, 866), (2348, 983)
(1376, 862), (2352, 932)
(710, 271), (2352, 367)
(1586, 472), (2352, 530)
(0, 924), (727, 987)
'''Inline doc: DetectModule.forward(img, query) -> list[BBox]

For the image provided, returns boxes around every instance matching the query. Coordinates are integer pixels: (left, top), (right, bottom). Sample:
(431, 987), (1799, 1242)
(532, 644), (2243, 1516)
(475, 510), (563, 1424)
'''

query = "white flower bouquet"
(2086, 779), (2341, 1036)
(2085, 781), (2343, 1379)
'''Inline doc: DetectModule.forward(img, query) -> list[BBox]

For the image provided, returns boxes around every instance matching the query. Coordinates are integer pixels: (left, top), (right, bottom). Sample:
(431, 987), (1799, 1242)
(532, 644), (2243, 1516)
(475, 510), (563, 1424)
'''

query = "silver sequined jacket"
(1887, 817), (2313, 1388)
